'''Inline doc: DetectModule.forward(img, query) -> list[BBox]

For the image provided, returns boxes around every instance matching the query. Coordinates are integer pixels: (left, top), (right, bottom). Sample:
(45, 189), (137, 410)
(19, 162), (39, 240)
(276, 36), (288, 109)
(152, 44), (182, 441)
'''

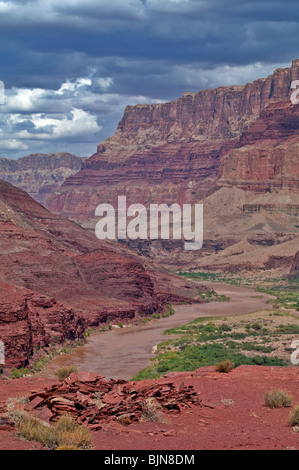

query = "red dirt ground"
(0, 365), (298, 450)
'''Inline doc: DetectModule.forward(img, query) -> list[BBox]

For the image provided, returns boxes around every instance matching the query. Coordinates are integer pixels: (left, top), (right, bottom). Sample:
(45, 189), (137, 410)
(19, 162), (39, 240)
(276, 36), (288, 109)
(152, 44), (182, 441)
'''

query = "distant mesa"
(0, 152), (85, 206)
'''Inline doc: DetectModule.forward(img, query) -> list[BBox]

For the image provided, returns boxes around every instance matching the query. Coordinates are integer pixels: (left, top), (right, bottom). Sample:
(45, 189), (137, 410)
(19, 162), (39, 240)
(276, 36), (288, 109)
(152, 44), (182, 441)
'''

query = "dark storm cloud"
(0, 0), (298, 158)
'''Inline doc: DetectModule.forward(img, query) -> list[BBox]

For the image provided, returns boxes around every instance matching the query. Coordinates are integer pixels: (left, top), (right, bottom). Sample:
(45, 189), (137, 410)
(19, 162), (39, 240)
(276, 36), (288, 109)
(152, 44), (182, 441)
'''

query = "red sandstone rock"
(290, 250), (299, 276)
(0, 282), (85, 368)
(0, 152), (85, 206)
(46, 61), (299, 222)
(219, 101), (299, 192)
(23, 373), (201, 426)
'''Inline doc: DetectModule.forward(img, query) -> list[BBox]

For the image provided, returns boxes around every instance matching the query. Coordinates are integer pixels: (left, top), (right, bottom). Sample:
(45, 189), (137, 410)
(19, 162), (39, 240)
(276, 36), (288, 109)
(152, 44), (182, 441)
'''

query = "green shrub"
(152, 313), (161, 319)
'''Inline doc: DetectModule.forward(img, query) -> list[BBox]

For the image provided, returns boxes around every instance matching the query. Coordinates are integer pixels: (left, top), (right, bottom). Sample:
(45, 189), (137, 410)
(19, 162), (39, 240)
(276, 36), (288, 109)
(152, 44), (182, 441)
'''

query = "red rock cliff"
(0, 179), (205, 367)
(0, 153), (85, 206)
(0, 283), (86, 368)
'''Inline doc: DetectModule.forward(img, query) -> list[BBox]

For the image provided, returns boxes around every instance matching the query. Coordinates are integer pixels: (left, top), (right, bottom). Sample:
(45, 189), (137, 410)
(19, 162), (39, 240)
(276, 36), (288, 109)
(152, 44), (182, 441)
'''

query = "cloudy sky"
(0, 0), (298, 159)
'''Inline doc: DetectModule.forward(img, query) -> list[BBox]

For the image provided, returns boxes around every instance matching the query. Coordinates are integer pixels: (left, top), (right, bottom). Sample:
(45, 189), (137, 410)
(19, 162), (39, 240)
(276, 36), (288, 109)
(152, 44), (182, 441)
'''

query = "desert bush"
(288, 405), (299, 426)
(215, 360), (234, 373)
(264, 389), (293, 408)
(140, 397), (165, 423)
(55, 366), (78, 381)
(16, 413), (92, 450)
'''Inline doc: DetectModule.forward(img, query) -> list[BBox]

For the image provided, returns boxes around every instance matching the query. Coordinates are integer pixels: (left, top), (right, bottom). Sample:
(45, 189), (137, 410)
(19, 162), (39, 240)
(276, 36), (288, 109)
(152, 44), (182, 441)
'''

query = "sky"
(0, 0), (298, 159)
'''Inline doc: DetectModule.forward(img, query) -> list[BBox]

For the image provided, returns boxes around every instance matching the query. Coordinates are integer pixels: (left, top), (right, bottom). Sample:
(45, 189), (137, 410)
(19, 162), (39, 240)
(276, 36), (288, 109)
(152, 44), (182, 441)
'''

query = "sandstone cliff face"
(219, 101), (299, 192)
(93, 59), (299, 162)
(0, 153), (85, 206)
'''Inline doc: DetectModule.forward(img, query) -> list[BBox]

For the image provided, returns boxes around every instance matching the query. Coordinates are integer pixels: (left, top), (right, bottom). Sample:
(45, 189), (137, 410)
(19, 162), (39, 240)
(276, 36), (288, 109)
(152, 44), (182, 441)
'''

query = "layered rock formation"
(45, 61), (299, 272)
(0, 179), (206, 368)
(0, 153), (85, 206)
(1, 366), (299, 450)
(24, 371), (200, 428)
(47, 60), (299, 219)
(0, 283), (85, 368)
(290, 250), (299, 277)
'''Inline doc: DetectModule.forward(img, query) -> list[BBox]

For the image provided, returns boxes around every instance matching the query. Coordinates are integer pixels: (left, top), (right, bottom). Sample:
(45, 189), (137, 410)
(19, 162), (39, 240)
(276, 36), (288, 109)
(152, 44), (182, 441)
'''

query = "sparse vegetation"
(55, 366), (78, 382)
(264, 389), (293, 408)
(162, 305), (175, 317)
(288, 406), (299, 426)
(197, 290), (230, 302)
(140, 397), (165, 423)
(133, 304), (298, 380)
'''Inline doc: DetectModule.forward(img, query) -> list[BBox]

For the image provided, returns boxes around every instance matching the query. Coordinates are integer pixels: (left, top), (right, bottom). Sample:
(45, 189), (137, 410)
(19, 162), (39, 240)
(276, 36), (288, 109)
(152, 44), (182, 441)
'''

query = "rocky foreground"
(0, 365), (298, 450)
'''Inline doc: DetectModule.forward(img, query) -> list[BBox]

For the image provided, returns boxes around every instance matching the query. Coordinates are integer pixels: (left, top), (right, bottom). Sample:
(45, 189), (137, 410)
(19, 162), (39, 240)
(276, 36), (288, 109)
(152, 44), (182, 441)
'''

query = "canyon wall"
(44, 61), (299, 272)
(0, 152), (85, 206)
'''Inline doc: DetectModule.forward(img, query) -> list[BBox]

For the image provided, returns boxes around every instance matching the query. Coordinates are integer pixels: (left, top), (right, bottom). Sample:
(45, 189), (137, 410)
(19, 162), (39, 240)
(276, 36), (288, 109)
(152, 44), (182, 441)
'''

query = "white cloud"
(161, 61), (291, 90)
(0, 72), (163, 156)
(0, 0), (147, 28)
